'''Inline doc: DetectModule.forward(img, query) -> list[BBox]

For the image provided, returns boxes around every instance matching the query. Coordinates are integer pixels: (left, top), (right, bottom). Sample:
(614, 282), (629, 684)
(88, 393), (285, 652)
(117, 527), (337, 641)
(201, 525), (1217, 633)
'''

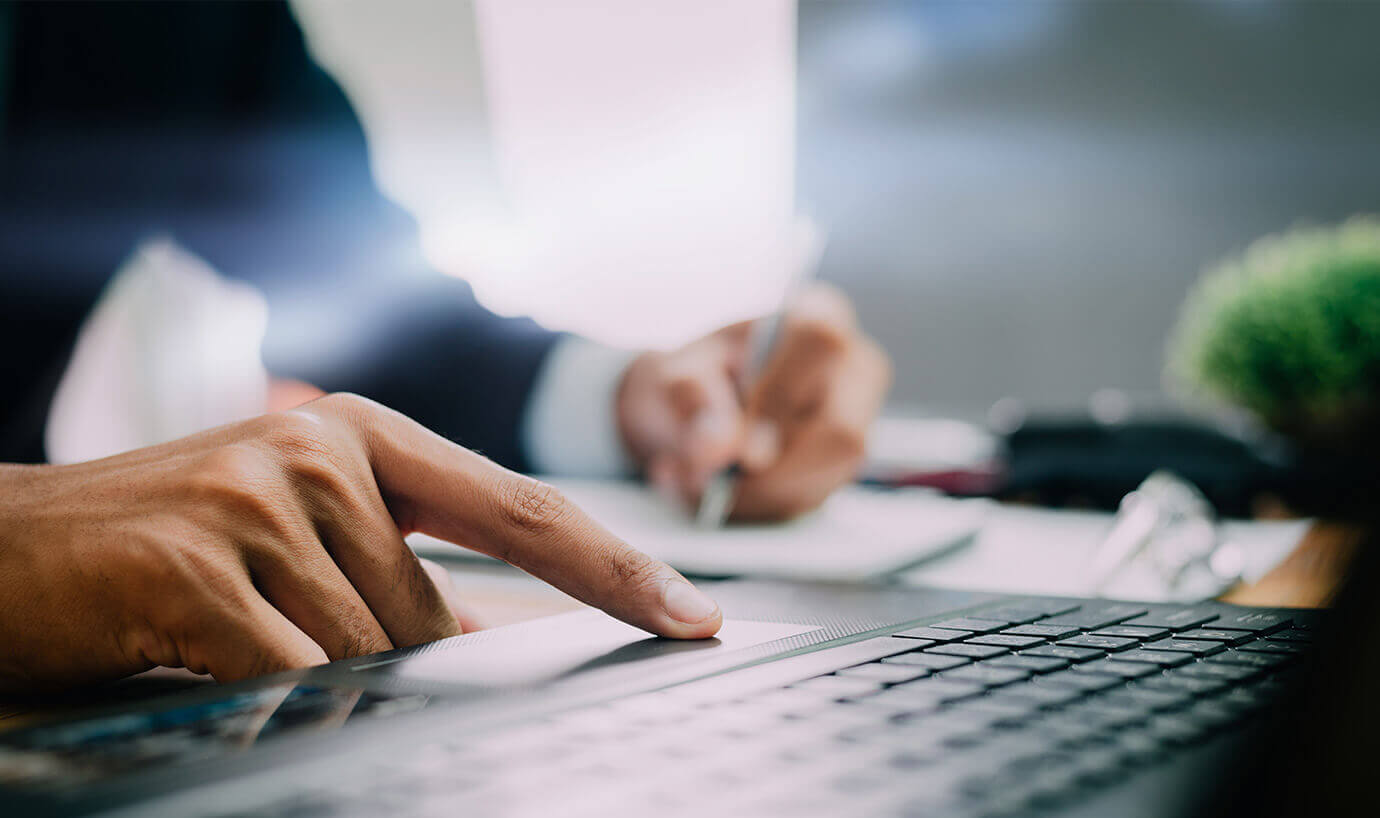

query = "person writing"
(0, 2), (891, 692)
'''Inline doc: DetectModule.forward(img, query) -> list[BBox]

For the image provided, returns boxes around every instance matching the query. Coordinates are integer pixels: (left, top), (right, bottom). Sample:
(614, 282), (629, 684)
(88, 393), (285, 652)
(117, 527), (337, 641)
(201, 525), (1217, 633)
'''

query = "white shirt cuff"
(521, 336), (639, 477)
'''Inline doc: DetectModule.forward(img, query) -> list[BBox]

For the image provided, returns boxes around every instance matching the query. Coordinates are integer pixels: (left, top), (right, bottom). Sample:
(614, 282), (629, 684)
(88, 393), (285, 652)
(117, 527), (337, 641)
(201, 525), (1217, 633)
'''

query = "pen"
(694, 230), (827, 528)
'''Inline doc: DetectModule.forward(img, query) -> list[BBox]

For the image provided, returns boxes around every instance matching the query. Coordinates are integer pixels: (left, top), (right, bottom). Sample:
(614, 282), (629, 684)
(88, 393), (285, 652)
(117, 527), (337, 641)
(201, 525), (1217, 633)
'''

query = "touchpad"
(352, 613), (820, 687)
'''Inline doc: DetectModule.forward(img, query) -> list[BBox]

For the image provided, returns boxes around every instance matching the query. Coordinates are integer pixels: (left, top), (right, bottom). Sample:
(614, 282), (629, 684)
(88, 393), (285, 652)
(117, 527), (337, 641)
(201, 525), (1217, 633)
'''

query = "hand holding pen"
(615, 259), (892, 524)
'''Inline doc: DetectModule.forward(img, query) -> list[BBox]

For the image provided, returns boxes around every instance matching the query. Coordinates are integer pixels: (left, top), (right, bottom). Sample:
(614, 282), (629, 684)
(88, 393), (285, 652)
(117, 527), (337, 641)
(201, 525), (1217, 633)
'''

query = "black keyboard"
(240, 601), (1312, 818)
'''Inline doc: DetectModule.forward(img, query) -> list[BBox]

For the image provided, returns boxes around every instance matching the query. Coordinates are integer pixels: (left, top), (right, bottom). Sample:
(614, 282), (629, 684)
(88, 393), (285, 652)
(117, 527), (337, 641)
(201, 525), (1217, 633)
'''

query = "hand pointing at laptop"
(0, 289), (887, 693)
(0, 394), (721, 693)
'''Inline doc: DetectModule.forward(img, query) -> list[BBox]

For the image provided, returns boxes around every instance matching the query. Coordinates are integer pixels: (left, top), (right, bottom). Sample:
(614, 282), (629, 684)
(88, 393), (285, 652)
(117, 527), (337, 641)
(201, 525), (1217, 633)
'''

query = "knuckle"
(496, 476), (572, 539)
(259, 411), (336, 466)
(664, 374), (709, 417)
(394, 547), (431, 602)
(602, 547), (662, 591)
(185, 446), (306, 547)
(171, 539), (232, 583)
(243, 647), (289, 680)
(187, 445), (279, 512)
(789, 315), (848, 358)
(313, 392), (381, 427)
(253, 411), (370, 509)
(337, 616), (383, 658)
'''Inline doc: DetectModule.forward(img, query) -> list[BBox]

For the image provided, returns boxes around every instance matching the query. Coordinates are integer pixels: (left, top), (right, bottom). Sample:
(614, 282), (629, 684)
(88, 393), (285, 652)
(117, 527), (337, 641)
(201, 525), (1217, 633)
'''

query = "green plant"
(1166, 217), (1380, 437)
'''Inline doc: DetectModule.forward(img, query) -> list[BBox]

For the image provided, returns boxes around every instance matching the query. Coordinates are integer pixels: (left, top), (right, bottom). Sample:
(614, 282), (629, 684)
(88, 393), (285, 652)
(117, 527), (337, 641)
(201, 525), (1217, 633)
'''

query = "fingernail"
(661, 579), (720, 624)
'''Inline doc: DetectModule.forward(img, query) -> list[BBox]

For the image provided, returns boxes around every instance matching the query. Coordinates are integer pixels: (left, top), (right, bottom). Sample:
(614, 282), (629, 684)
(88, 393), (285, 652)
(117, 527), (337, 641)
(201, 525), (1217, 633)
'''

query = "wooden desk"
(1220, 520), (1361, 608)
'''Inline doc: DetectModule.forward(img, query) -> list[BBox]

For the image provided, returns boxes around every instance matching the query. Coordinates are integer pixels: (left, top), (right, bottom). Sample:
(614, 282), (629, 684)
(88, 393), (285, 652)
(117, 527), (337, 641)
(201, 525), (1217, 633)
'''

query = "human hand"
(616, 285), (892, 521)
(0, 394), (721, 692)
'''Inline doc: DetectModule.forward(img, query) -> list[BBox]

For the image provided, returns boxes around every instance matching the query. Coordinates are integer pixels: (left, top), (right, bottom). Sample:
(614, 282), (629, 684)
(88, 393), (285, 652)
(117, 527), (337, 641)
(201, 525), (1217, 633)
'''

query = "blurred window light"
(294, 0), (800, 349)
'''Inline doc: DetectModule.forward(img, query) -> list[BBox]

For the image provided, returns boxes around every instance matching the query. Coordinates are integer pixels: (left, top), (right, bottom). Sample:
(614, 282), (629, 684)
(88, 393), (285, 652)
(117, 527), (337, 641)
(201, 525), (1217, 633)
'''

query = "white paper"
(410, 478), (988, 580)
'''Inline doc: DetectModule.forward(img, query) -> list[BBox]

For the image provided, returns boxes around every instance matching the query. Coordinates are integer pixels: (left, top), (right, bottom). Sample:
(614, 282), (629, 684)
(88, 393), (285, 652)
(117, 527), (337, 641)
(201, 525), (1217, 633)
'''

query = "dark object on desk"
(997, 416), (1283, 517)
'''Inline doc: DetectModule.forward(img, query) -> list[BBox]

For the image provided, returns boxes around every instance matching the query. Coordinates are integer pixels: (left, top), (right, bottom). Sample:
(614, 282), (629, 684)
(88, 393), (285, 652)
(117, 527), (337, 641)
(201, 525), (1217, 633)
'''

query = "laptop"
(2, 557), (1356, 818)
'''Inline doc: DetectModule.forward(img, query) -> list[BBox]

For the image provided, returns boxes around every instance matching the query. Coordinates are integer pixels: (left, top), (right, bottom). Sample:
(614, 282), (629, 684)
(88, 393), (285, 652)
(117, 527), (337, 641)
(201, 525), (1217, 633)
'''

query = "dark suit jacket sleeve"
(0, 1), (560, 470)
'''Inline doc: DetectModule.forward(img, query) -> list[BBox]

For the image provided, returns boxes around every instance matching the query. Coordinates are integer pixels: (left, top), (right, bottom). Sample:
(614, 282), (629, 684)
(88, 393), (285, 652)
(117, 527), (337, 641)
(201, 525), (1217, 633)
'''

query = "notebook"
(408, 478), (987, 580)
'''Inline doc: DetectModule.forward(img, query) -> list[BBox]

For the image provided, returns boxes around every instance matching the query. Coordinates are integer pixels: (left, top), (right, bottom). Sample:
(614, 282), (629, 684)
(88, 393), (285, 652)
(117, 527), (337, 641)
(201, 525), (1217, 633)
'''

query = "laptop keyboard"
(211, 601), (1312, 818)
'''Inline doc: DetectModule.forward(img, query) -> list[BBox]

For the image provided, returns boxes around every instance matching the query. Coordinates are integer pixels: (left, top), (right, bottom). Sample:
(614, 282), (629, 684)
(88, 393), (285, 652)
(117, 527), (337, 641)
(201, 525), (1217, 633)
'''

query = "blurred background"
(290, 0), (1380, 420)
(5, 0), (1380, 462)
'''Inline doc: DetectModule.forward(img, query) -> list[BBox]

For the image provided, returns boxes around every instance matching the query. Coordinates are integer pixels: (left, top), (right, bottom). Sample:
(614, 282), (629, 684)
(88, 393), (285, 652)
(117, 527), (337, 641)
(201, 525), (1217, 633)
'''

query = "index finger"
(316, 395), (722, 640)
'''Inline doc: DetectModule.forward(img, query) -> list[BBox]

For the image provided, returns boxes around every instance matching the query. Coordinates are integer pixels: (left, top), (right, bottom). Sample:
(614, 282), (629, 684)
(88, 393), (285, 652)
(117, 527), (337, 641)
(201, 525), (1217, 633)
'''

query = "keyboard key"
(991, 684), (1084, 709)
(880, 652), (970, 670)
(1175, 662), (1257, 682)
(893, 627), (967, 642)
(986, 654), (1071, 674)
(1036, 670), (1124, 693)
(1111, 649), (1195, 667)
(1204, 650), (1289, 669)
(1058, 634), (1138, 652)
(943, 665), (1032, 688)
(927, 643), (1011, 659)
(988, 599), (1083, 618)
(972, 606), (1051, 625)
(885, 678), (987, 704)
(1022, 645), (1105, 663)
(1100, 687), (1192, 713)
(835, 664), (931, 685)
(951, 696), (1044, 724)
(1110, 730), (1167, 763)
(966, 633), (1046, 649)
(1174, 628), (1254, 645)
(1042, 604), (1148, 631)
(1134, 674), (1227, 696)
(1144, 715), (1207, 746)
(1218, 686), (1276, 714)
(1037, 709), (1132, 739)
(1072, 659), (1160, 679)
(1064, 701), (1149, 729)
(1066, 750), (1131, 787)
(881, 639), (935, 654)
(790, 676), (884, 700)
(1123, 607), (1218, 631)
(1210, 609), (1292, 634)
(1141, 639), (1225, 657)
(1090, 625), (1171, 641)
(930, 617), (1009, 634)
(1264, 628), (1313, 643)
(1185, 699), (1241, 729)
(1004, 624), (1081, 640)
(1237, 640), (1304, 655)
